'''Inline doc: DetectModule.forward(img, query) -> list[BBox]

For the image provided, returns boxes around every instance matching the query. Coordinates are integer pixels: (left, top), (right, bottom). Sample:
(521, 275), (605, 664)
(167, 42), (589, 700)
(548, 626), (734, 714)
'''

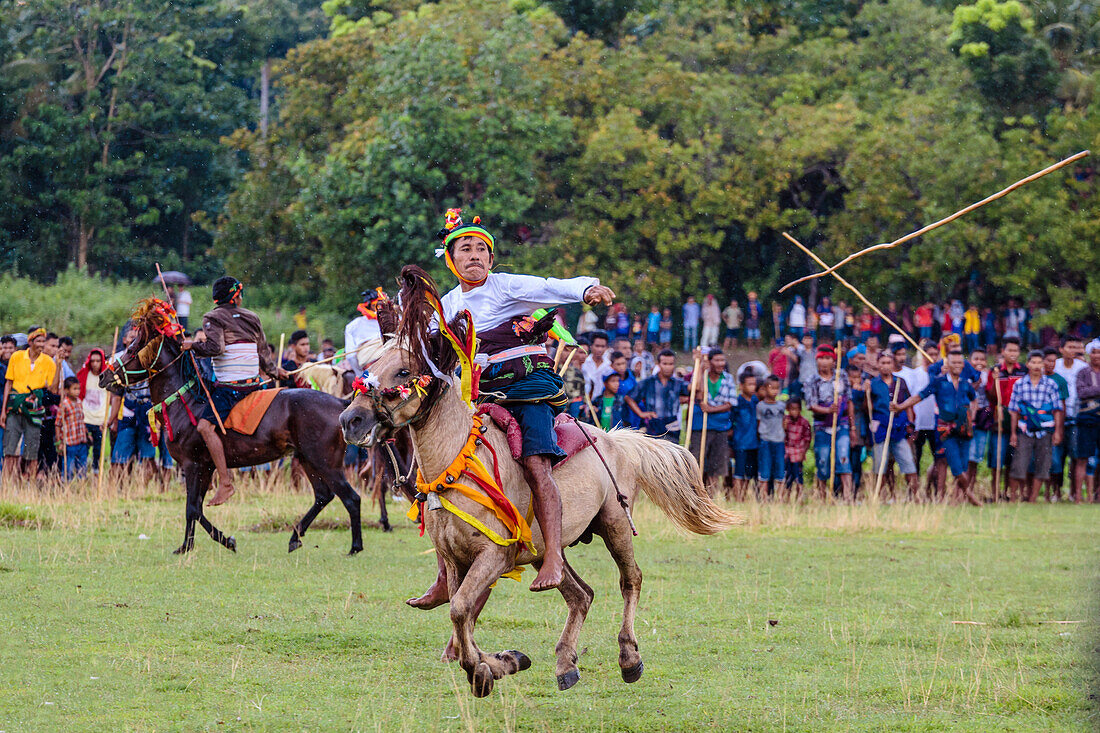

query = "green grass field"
(1, 482), (1097, 732)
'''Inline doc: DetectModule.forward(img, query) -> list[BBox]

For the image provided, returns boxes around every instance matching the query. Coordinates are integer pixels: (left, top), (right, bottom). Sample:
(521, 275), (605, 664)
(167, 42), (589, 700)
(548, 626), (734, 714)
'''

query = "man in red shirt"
(987, 337), (1027, 497)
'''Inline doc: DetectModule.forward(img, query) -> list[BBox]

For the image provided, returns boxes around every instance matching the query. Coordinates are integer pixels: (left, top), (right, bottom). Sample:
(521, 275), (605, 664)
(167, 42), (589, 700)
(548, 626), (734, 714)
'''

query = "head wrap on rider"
(357, 287), (389, 318)
(212, 276), (243, 305)
(435, 208), (495, 286)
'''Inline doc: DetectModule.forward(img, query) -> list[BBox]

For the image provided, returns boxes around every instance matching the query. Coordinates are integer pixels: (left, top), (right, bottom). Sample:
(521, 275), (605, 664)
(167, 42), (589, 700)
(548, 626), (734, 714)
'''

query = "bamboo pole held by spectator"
(872, 377), (902, 502)
(98, 326), (118, 499)
(828, 357), (841, 499)
(780, 150), (1090, 293)
(698, 406), (709, 483)
(683, 353), (702, 447)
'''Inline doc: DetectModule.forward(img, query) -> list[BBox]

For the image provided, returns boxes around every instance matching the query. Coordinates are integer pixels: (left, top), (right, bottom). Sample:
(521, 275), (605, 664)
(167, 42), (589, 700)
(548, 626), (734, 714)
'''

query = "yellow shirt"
(293, 313), (307, 330)
(6, 350), (57, 393)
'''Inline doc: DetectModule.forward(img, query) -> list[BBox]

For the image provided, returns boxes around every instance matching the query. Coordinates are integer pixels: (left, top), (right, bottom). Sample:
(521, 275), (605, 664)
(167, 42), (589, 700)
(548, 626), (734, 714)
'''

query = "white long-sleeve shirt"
(343, 315), (383, 372)
(438, 272), (597, 338)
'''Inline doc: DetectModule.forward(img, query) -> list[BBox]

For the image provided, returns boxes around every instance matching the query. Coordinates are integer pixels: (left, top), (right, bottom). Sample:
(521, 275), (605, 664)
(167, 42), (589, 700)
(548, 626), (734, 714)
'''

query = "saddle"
(476, 403), (592, 466)
(224, 388), (284, 435)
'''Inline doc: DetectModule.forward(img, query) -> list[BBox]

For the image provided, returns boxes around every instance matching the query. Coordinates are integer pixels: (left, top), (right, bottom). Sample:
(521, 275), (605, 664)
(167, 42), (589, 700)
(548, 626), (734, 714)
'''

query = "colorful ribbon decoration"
(420, 281), (479, 406)
(409, 414), (533, 555)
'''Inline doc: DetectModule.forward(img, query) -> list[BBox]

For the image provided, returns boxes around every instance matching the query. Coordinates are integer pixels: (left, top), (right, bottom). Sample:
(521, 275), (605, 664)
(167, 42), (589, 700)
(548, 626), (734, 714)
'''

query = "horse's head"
(339, 265), (467, 447)
(100, 298), (185, 391)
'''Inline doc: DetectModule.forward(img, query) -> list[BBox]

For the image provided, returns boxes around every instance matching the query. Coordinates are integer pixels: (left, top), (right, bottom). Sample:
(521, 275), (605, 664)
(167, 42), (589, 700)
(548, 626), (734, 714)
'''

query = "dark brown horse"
(100, 302), (370, 555)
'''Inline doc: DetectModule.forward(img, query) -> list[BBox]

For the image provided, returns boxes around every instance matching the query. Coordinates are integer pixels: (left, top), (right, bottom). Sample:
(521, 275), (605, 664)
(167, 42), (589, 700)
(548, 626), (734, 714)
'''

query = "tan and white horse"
(340, 266), (740, 697)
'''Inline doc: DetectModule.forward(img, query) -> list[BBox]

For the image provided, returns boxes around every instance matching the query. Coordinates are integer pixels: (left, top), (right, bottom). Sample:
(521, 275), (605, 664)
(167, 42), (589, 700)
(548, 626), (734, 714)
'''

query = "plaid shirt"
(57, 396), (89, 447)
(805, 371), (852, 430)
(785, 414), (811, 462)
(1007, 375), (1064, 437)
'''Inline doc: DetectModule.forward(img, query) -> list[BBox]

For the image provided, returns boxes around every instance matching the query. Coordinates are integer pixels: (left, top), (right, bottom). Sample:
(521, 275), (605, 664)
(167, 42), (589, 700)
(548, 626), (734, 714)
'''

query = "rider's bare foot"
(407, 577), (449, 610)
(529, 559), (563, 592)
(208, 479), (236, 506)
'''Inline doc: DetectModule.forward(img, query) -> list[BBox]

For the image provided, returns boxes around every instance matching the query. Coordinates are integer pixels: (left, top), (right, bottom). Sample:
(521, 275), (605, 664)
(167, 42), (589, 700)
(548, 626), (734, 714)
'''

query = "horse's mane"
(129, 297), (181, 345)
(396, 265), (467, 377)
(376, 297), (400, 340)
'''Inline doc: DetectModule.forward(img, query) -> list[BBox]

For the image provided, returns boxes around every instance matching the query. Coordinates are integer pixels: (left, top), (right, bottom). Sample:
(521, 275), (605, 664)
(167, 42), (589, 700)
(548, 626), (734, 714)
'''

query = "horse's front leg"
(173, 462), (207, 554)
(192, 461), (236, 552)
(447, 550), (519, 697)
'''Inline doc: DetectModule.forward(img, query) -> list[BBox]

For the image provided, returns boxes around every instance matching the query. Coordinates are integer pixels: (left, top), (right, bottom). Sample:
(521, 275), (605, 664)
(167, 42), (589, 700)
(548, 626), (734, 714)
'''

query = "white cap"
(1086, 339), (1100, 355)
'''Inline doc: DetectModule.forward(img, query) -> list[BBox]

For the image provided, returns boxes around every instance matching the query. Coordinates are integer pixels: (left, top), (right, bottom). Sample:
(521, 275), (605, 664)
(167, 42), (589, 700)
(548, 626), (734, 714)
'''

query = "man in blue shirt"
(629, 349), (688, 442)
(868, 350), (919, 500)
(896, 350), (981, 506)
(805, 344), (856, 501)
(1007, 350), (1064, 502)
(688, 348), (736, 495)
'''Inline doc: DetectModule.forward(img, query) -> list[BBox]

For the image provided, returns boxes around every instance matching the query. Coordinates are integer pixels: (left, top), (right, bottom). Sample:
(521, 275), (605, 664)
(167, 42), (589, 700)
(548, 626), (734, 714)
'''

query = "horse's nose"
(340, 408), (369, 445)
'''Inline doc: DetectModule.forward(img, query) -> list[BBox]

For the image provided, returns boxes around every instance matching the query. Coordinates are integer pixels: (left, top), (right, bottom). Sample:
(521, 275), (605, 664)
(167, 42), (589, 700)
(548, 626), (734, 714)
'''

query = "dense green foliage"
(0, 269), (346, 346)
(3, 0), (1100, 324)
(1, 491), (1095, 729)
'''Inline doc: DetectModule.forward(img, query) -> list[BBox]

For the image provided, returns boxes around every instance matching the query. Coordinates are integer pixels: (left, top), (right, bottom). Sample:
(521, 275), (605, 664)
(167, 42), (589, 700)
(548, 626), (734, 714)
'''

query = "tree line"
(2, 0), (1099, 327)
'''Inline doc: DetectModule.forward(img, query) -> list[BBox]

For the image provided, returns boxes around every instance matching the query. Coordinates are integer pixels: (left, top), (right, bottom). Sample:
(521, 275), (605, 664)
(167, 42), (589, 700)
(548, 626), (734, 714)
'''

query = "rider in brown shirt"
(183, 276), (284, 506)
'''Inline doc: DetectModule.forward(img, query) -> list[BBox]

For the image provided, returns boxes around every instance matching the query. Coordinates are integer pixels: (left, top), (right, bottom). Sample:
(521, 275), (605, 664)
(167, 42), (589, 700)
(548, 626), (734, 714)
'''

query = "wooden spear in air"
(780, 150), (1090, 293)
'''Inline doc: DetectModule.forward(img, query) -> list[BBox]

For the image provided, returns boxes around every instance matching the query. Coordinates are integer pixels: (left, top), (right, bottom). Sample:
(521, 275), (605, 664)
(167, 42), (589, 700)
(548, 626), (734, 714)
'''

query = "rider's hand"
(276, 367), (289, 380)
(583, 285), (616, 306)
(180, 338), (193, 351)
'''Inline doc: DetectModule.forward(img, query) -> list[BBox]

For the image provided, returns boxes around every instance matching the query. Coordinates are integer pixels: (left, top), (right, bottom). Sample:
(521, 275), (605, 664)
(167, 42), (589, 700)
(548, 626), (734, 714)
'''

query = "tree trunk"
(260, 59), (271, 139)
(77, 218), (93, 270)
(181, 208), (190, 260)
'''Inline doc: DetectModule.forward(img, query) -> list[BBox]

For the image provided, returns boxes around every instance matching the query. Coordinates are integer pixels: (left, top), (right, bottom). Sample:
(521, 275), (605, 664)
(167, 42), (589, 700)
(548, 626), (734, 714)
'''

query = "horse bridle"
(355, 371), (448, 432)
(102, 336), (185, 389)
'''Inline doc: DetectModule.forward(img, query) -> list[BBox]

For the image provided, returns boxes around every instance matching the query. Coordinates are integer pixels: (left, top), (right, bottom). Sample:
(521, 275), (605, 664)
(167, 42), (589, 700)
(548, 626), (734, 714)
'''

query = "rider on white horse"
(409, 208), (615, 605)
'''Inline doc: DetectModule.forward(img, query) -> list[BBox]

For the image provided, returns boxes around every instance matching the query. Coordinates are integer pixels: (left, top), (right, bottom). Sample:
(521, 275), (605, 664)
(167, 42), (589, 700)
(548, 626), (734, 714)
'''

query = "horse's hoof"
(348, 546), (363, 556)
(382, 524), (393, 533)
(471, 662), (494, 698)
(557, 669), (580, 691)
(172, 545), (191, 555)
(493, 650), (531, 673)
(621, 660), (644, 683)
(288, 539), (302, 553)
(226, 537), (237, 553)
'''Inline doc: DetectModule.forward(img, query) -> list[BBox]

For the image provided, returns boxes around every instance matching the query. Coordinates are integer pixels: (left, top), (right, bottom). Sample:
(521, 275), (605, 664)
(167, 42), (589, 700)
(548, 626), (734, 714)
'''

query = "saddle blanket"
(476, 403), (592, 466)
(224, 387), (284, 435)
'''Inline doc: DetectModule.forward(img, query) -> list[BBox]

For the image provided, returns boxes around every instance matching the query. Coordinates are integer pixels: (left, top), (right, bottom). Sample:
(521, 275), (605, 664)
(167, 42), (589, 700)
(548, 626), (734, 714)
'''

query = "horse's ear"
(376, 299), (399, 342)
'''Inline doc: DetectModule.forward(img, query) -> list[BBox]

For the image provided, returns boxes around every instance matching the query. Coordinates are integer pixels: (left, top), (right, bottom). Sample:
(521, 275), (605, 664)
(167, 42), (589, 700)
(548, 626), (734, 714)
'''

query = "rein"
(354, 372), (446, 431)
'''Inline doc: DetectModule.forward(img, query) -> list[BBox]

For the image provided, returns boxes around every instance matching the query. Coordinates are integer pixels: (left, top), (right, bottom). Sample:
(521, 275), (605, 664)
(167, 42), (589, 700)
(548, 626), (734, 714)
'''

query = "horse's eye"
(396, 369), (410, 380)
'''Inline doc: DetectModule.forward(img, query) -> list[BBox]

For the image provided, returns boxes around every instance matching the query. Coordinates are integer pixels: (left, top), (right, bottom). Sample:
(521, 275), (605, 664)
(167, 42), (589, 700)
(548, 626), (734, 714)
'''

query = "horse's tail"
(608, 429), (744, 535)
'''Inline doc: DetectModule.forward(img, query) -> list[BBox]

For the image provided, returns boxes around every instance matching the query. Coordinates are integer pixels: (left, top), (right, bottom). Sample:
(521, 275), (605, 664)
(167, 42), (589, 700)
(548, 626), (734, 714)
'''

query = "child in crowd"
(56, 376), (90, 480)
(599, 372), (624, 430)
(659, 308), (673, 349)
(783, 397), (811, 499)
(756, 375), (786, 498)
(730, 372), (759, 500)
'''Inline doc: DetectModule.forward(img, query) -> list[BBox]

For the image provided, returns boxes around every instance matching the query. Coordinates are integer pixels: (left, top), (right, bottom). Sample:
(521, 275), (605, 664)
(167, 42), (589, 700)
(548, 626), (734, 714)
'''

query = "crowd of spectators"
(558, 320), (1100, 504)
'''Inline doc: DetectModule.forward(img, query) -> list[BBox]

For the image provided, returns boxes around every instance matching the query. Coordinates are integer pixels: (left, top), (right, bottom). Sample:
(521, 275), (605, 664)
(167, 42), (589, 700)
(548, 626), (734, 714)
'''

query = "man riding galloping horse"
(182, 276), (286, 506)
(409, 209), (615, 605)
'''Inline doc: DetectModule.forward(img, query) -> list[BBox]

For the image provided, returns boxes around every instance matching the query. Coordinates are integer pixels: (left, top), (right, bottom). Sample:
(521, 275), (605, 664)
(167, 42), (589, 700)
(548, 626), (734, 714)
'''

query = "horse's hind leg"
(288, 490), (333, 553)
(595, 504), (644, 683)
(174, 463), (209, 554)
(553, 558), (594, 691)
(330, 475), (363, 554)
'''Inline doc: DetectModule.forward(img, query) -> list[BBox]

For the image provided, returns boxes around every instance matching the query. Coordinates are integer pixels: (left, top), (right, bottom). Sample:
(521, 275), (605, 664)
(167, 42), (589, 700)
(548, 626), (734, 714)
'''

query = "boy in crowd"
(729, 371), (759, 500)
(783, 397), (811, 499)
(56, 376), (90, 479)
(806, 344), (856, 501)
(756, 375), (786, 498)
(1007, 350), (1064, 502)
